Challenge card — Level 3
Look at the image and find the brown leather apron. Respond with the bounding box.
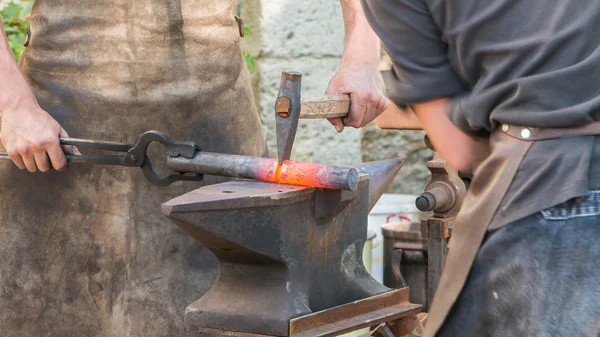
[423,123,600,337]
[0,1,266,337]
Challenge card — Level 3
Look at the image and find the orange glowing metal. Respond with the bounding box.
[167,152,359,191]
[255,160,358,190]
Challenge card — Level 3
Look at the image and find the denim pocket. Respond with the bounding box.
[541,190,600,220]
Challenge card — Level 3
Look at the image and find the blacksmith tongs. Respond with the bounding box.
[0,130,203,186]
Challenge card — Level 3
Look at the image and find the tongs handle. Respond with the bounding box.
[59,137,134,152]
[0,138,133,164]
[59,137,136,166]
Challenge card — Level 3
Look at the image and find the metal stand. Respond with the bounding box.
[415,137,467,311]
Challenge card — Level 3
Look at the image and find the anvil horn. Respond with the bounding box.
[355,158,405,212]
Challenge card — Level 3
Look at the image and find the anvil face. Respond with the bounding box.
[161,160,405,336]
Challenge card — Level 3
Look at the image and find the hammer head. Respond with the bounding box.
[275,71,303,164]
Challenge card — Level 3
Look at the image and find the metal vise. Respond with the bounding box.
[162,158,421,337]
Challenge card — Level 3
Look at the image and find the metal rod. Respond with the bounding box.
[167,152,359,191]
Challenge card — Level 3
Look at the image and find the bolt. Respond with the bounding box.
[416,193,435,212]
[276,97,291,118]
[130,154,138,162]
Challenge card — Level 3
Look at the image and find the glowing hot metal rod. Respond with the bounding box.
[167,152,359,191]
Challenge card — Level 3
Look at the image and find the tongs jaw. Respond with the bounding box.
[127,131,203,186]
[64,130,203,186]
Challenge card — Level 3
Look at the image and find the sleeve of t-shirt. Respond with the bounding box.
[362,0,467,106]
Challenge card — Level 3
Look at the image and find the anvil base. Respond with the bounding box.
[197,288,421,337]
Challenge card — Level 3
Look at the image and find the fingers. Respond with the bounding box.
[0,133,24,169]
[1,105,73,172]
[327,117,345,133]
[59,127,81,156]
[362,94,387,128]
[47,141,68,171]
[5,148,26,170]
[34,150,51,172]
[2,132,70,172]
[343,93,368,128]
[18,142,37,172]
[343,92,389,129]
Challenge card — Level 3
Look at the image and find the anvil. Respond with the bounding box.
[162,158,421,337]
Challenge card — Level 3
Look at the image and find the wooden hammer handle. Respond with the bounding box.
[299,94,424,131]
[300,94,350,119]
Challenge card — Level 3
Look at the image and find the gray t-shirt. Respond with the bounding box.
[363,0,600,229]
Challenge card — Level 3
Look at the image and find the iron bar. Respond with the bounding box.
[167,152,359,191]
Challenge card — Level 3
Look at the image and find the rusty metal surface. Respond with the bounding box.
[391,250,408,289]
[276,97,292,118]
[415,142,465,312]
[162,181,313,213]
[162,158,408,336]
[289,288,421,337]
[167,152,359,190]
[197,327,278,337]
[382,223,428,307]
[422,218,451,312]
[355,158,406,213]
[275,71,303,163]
[387,313,424,336]
[416,152,466,218]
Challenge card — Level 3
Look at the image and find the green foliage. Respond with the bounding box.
[242,26,256,75]
[1,1,33,60]
[243,26,252,38]
[243,50,256,75]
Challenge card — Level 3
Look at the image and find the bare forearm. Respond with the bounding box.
[412,98,490,174]
[0,18,36,117]
[339,0,380,67]
[325,0,388,132]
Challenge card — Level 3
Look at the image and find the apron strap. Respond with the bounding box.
[501,121,600,140]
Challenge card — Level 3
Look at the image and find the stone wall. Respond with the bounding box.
[238,0,431,195]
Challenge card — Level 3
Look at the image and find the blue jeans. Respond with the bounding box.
[437,191,600,337]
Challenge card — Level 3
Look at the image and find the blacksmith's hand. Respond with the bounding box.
[0,97,80,173]
[326,65,388,133]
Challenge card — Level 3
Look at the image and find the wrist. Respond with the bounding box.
[340,11,381,69]
[340,51,380,69]
[340,40,380,69]
[0,72,37,117]
[0,86,38,118]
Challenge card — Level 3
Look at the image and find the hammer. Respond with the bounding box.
[274,71,350,164]
[274,71,424,164]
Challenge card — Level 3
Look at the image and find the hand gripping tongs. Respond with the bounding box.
[0,130,203,186]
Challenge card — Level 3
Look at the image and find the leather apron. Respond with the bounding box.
[423,123,600,337]
[0,1,266,337]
